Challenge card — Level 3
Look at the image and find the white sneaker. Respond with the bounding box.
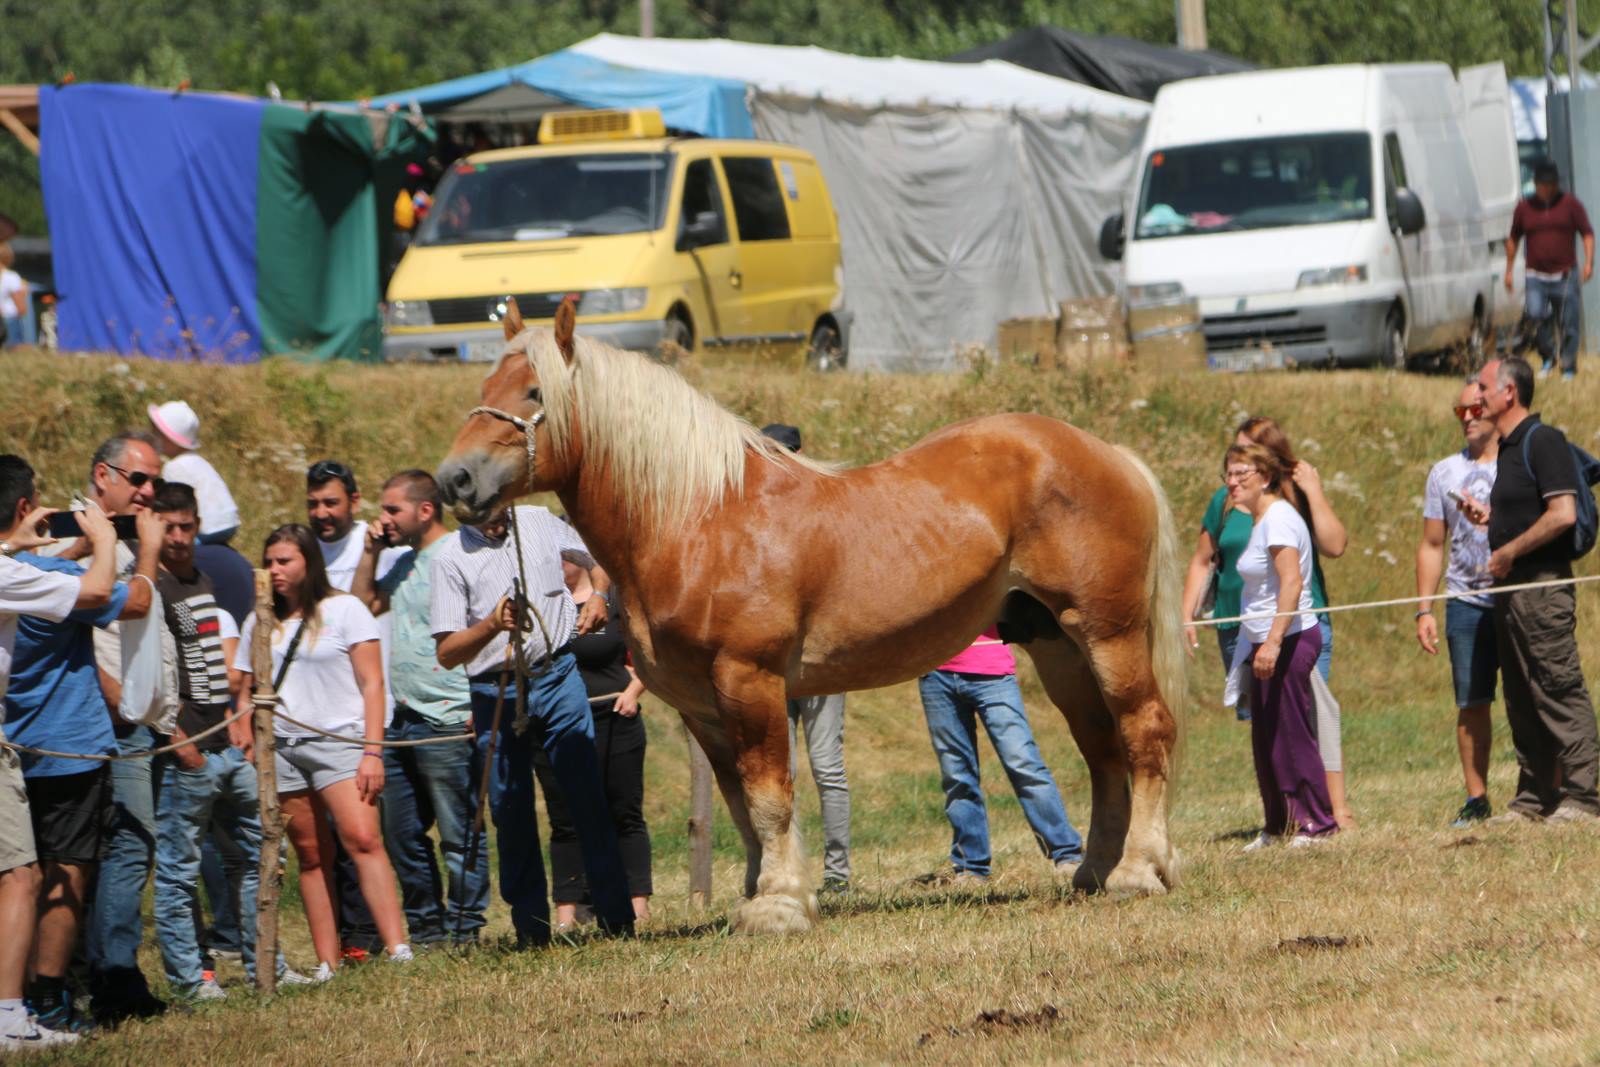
[0,1016,80,1049]
[1288,833,1333,848]
[277,967,314,986]
[311,961,336,983]
[1052,859,1081,880]
[1241,831,1273,853]
[386,944,414,964]
[194,975,228,1001]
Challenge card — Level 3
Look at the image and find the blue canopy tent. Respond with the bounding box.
[367,51,753,138]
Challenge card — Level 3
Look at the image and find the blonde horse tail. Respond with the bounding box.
[1116,447,1187,805]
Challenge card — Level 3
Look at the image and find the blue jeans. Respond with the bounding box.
[917,671,1083,876]
[153,747,261,992]
[197,828,243,954]
[380,707,487,943]
[467,653,631,942]
[89,725,162,984]
[1316,615,1333,682]
[1218,628,1250,721]
[1527,272,1582,374]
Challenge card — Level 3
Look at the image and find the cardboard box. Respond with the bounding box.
[1052,297,1128,369]
[996,316,1059,367]
[1132,323,1207,373]
[1127,298,1200,340]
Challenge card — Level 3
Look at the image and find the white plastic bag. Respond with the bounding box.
[117,577,178,733]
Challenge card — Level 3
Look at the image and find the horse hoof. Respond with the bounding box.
[1102,858,1174,898]
[730,892,817,935]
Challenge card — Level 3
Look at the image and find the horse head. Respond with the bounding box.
[437,295,579,524]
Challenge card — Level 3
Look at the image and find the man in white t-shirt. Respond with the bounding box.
[1416,383,1501,828]
[0,463,118,1052]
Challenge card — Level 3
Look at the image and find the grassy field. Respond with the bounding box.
[11,349,1600,1064]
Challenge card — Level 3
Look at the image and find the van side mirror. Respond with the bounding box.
[1098,213,1125,261]
[1393,188,1425,236]
[677,211,723,251]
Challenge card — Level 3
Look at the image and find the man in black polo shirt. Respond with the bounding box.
[1469,357,1600,822]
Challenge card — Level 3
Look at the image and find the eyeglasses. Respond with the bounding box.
[106,464,159,488]
[1453,403,1485,420]
[1223,467,1259,484]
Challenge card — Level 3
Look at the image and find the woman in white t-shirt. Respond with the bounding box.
[235,525,410,975]
[1226,443,1339,849]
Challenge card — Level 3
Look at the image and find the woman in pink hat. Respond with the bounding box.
[149,401,240,545]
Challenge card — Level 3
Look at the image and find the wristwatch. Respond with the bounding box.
[0,541,13,557]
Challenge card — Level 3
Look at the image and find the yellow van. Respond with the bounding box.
[383,109,849,369]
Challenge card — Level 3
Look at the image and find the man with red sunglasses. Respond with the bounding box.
[1415,383,1500,827]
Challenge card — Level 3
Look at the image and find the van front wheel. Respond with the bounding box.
[806,320,845,372]
[662,312,693,355]
[1381,310,1407,370]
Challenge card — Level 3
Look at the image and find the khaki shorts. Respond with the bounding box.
[0,731,38,873]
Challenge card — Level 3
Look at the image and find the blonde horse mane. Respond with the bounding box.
[513,329,837,527]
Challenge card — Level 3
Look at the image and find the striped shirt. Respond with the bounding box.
[429,506,585,678]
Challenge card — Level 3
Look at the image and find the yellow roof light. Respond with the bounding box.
[538,107,667,143]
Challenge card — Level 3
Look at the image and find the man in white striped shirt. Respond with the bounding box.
[430,504,633,943]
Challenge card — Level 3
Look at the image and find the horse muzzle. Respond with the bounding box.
[437,451,516,524]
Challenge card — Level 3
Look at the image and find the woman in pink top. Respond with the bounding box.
[915,628,1083,883]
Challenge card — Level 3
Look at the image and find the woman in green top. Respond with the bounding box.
[1183,417,1352,825]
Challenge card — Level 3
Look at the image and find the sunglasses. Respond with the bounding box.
[1453,404,1485,420]
[106,463,160,489]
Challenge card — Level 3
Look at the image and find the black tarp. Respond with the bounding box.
[947,26,1255,103]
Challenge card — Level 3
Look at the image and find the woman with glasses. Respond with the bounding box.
[233,525,411,979]
[1224,444,1339,850]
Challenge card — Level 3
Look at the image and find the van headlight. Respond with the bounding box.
[578,288,648,315]
[1128,281,1186,306]
[384,300,433,328]
[1297,265,1369,288]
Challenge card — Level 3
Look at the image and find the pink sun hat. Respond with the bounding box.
[148,400,201,451]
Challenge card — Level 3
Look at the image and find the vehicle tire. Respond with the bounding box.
[661,312,692,355]
[1465,304,1488,366]
[1381,309,1406,370]
[806,319,845,372]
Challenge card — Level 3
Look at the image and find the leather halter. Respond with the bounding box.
[467,402,543,483]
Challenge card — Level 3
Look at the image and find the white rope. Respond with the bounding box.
[1193,572,1600,629]
[0,703,254,762]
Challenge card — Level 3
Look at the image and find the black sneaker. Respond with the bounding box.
[1452,795,1491,828]
[30,991,96,1036]
[819,878,851,896]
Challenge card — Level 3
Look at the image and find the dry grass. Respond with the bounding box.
[10,350,1600,1064]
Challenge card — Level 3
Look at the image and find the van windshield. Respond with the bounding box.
[418,153,673,245]
[1133,133,1373,240]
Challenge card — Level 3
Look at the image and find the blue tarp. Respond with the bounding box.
[39,84,264,360]
[368,51,754,139]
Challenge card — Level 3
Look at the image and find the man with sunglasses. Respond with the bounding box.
[58,432,176,1022]
[1415,385,1500,827]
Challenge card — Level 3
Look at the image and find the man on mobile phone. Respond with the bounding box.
[0,454,155,1037]
[0,457,117,1052]
[1414,383,1501,828]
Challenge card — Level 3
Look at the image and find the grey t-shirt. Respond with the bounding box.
[1423,449,1498,607]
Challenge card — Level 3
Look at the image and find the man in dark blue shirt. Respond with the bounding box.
[1472,357,1600,823]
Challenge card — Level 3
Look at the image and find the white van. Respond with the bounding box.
[1099,63,1521,370]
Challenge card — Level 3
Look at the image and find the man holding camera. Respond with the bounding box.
[350,470,486,947]
[0,456,118,1051]
[1,454,160,1033]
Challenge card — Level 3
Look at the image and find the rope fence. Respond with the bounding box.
[0,691,629,761]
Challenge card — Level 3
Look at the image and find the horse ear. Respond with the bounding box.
[502,296,524,342]
[554,294,578,363]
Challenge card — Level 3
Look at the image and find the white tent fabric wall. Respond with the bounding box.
[570,33,1150,372]
[750,95,1145,370]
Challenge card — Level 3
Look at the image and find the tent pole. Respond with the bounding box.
[1176,0,1207,51]
[0,109,39,156]
[641,0,655,38]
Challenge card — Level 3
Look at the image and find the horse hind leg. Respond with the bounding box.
[681,713,763,898]
[1078,629,1179,896]
[1019,634,1132,893]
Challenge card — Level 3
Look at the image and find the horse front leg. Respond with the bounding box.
[713,658,817,935]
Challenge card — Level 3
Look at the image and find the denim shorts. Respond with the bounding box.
[1445,598,1498,708]
[274,735,364,794]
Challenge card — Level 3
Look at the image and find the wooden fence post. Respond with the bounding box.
[687,731,713,911]
[252,569,282,995]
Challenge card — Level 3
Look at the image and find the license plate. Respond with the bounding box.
[458,339,506,363]
[1208,347,1287,373]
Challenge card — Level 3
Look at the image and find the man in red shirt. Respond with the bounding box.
[1506,160,1595,379]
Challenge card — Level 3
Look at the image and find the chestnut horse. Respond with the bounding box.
[437,301,1186,934]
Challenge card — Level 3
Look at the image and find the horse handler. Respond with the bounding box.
[430,504,633,945]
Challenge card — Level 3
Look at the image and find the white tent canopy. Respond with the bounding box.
[571,35,1150,371]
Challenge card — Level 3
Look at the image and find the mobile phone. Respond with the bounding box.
[46,512,139,540]
[1445,489,1468,507]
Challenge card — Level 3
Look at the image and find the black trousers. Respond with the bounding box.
[533,712,652,902]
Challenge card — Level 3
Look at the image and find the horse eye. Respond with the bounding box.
[527,387,542,404]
